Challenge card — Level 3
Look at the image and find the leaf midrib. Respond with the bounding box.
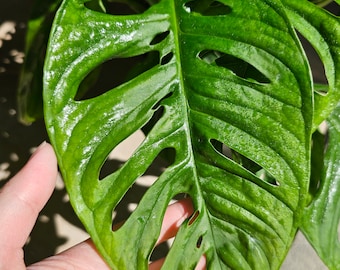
[169,1,224,268]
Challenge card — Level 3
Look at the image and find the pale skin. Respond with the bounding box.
[0,142,206,269]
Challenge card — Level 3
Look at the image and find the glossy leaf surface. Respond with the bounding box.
[283,0,340,129]
[43,0,315,269]
[302,105,340,270]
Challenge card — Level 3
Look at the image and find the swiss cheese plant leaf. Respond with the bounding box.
[283,0,340,130]
[301,104,340,270]
[43,0,314,269]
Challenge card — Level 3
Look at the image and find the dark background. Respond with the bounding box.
[0,0,87,264]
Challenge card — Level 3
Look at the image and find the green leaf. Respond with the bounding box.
[44,0,314,269]
[282,0,340,130]
[301,104,340,270]
[17,0,62,124]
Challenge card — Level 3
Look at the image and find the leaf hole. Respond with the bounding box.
[196,235,203,248]
[75,51,160,101]
[84,0,158,15]
[296,32,328,90]
[149,241,170,263]
[309,128,328,198]
[141,106,166,139]
[84,0,107,13]
[150,31,170,45]
[143,147,176,178]
[152,92,173,110]
[111,147,176,226]
[324,1,340,16]
[100,129,145,180]
[104,1,143,15]
[210,139,279,186]
[142,92,174,137]
[188,210,200,226]
[160,52,174,65]
[184,0,232,16]
[198,50,270,84]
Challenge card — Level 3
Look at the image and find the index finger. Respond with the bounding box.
[157,198,194,244]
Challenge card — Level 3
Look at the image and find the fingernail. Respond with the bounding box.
[29,141,47,160]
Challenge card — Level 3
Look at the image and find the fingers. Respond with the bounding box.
[195,256,207,270]
[112,198,194,235]
[157,197,194,244]
[0,142,58,263]
[149,258,165,270]
[0,141,203,270]
[150,256,206,270]
[29,198,197,270]
[27,239,111,270]
[151,198,206,270]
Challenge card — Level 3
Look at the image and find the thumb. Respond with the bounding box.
[0,142,58,266]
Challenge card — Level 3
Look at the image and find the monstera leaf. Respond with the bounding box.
[282,0,340,130]
[43,0,340,269]
[301,104,340,270]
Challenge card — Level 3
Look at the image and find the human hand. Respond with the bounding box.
[0,142,205,269]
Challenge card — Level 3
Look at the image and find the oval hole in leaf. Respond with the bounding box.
[296,32,328,91]
[111,147,176,226]
[100,129,145,180]
[76,51,160,101]
[210,139,279,186]
[198,50,270,84]
[196,235,203,248]
[84,0,106,13]
[142,92,174,137]
[142,147,176,180]
[184,0,232,16]
[161,52,174,65]
[309,129,327,198]
[325,1,340,15]
[188,210,200,226]
[152,92,173,111]
[150,241,170,263]
[150,31,170,45]
[104,1,149,15]
[84,0,159,15]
